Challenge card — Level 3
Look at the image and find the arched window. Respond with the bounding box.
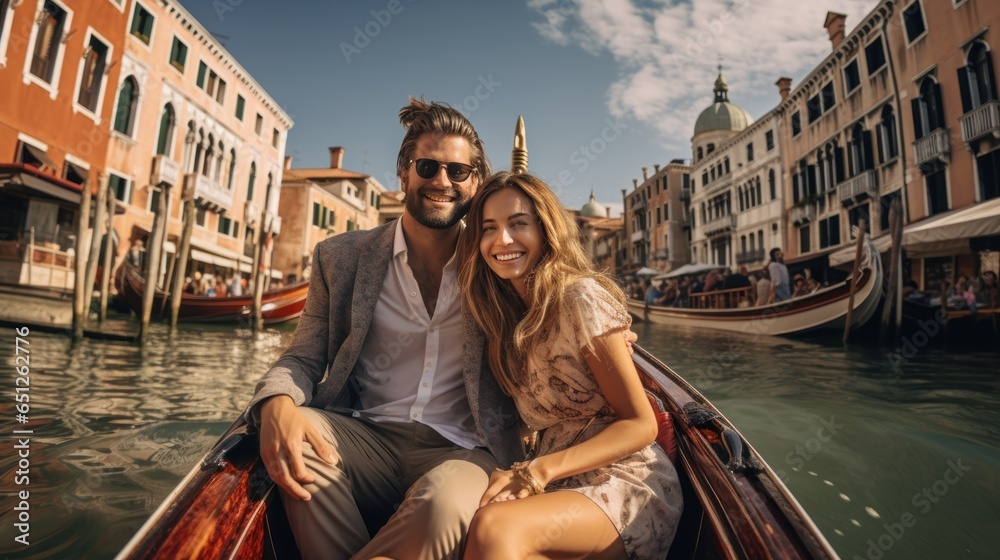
[912,77,945,139]
[696,147,703,161]
[737,186,744,211]
[193,129,205,175]
[755,177,762,206]
[741,235,747,253]
[113,77,139,136]
[227,149,237,190]
[214,140,224,181]
[769,169,776,200]
[848,122,873,176]
[156,104,175,156]
[203,134,215,177]
[877,104,899,162]
[247,162,257,201]
[724,157,730,174]
[960,42,997,112]
[182,121,196,171]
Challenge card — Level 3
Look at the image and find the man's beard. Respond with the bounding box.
[404,189,472,230]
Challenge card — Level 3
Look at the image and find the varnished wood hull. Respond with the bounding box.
[115,348,840,560]
[117,263,308,325]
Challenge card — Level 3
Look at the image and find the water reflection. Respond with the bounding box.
[0,320,286,559]
[636,323,1000,559]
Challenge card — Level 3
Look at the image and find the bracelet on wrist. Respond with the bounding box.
[511,460,545,495]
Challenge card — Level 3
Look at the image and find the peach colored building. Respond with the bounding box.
[104,0,292,286]
[621,160,691,275]
[0,0,127,289]
[776,0,1000,290]
[775,7,906,281]
[272,147,386,282]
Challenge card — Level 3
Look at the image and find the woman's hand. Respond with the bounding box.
[479,468,541,507]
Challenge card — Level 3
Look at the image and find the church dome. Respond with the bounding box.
[580,191,606,218]
[693,67,753,136]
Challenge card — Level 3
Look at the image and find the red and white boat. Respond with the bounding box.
[117,262,308,325]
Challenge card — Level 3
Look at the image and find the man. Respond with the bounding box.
[767,247,791,304]
[720,266,751,291]
[246,98,522,559]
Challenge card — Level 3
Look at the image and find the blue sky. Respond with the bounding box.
[182,0,879,212]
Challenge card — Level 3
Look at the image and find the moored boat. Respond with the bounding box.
[117,262,308,325]
[628,235,883,336]
[114,345,840,560]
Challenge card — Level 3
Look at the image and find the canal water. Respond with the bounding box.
[0,317,997,559]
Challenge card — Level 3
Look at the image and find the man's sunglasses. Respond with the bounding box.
[410,158,476,182]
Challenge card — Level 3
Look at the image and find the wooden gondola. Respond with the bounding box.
[114,345,840,560]
[117,262,308,325]
[628,236,883,336]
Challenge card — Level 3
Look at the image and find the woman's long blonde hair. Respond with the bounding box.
[458,172,626,396]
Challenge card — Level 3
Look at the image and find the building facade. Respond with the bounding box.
[104,0,292,288]
[576,191,624,276]
[0,0,128,289]
[621,160,691,275]
[776,0,1000,289]
[273,147,386,281]
[689,70,783,272]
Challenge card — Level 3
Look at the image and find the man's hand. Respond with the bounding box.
[259,395,336,501]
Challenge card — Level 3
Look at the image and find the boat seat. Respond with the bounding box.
[646,392,678,464]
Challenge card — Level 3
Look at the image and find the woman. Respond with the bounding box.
[458,173,682,559]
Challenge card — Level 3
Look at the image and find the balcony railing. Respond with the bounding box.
[959,99,1000,145]
[790,203,816,226]
[912,127,951,168]
[680,187,690,201]
[736,248,766,264]
[630,229,648,243]
[704,176,733,195]
[838,169,878,205]
[703,214,735,235]
[185,173,233,213]
[151,155,180,186]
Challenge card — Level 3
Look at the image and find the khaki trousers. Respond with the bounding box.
[281,407,499,560]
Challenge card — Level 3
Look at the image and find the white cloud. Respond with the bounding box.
[529,0,881,151]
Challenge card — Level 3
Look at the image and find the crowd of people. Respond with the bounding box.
[181,271,247,297]
[938,270,999,312]
[627,249,826,309]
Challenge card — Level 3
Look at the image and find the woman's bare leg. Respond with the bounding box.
[463,491,626,560]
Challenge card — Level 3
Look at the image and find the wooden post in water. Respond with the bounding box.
[98,183,116,321]
[843,219,866,344]
[169,180,196,328]
[73,180,93,339]
[880,197,902,342]
[82,173,108,328]
[251,176,274,332]
[140,184,170,342]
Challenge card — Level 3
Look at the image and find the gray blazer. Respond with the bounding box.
[245,221,524,468]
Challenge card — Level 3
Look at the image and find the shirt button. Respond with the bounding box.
[411,413,419,419]
[410,291,417,297]
[422,382,429,388]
